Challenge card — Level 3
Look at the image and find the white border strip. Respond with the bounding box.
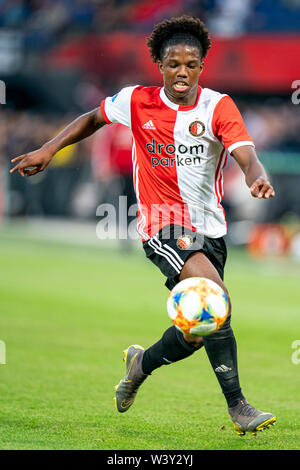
[228,140,255,154]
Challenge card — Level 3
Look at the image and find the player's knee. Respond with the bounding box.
[222,284,232,317]
[183,333,203,349]
[214,279,232,319]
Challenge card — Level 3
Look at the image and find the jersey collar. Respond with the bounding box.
[160,86,202,111]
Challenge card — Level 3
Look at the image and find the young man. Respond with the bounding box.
[10,16,276,436]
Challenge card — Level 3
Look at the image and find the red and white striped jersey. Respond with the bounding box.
[100,85,254,241]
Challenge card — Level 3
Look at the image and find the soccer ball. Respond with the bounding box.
[167,277,229,336]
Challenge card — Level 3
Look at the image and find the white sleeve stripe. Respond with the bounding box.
[103,99,113,124]
[228,141,255,154]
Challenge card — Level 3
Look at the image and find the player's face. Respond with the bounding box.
[158,44,204,106]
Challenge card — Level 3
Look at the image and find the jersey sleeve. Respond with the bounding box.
[212,95,255,154]
[100,85,138,128]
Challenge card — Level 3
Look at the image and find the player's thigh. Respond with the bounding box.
[179,251,231,313]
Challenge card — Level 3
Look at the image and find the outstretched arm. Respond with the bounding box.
[10,107,106,177]
[231,145,275,199]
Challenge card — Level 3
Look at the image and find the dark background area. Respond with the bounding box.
[1,0,300,251]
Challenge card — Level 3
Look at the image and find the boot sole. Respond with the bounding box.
[234,416,276,436]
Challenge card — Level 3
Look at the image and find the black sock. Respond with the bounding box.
[203,316,244,408]
[142,325,200,375]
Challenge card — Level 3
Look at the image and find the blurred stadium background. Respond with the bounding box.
[0,0,300,451]
[0,0,300,254]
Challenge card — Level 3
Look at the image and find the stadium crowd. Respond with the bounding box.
[2,98,300,221]
[1,0,299,229]
[0,0,213,49]
[2,99,300,162]
[0,0,299,46]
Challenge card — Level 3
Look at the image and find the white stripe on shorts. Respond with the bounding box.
[149,238,182,273]
[152,236,185,268]
[160,241,185,267]
[152,236,185,270]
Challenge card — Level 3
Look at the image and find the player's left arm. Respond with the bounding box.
[212,95,275,200]
[231,145,275,199]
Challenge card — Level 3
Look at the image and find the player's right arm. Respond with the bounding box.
[10,107,106,177]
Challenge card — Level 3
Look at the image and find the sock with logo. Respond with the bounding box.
[202,316,244,407]
[141,325,202,375]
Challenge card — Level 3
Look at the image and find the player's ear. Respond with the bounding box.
[199,60,204,75]
[157,60,164,75]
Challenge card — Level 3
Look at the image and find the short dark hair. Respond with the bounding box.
[147,15,211,63]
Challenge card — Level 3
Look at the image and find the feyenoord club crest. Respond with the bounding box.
[189,120,205,137]
[176,234,194,250]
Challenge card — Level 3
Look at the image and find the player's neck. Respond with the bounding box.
[163,85,199,107]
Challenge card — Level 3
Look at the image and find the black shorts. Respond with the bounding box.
[143,225,227,290]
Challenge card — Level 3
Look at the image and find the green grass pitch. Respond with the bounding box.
[0,232,299,450]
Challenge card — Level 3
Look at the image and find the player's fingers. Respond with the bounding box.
[10,159,29,174]
[9,164,20,174]
[16,161,34,177]
[250,177,265,194]
[18,166,25,177]
[10,157,37,176]
[23,167,40,176]
[257,181,272,198]
[11,154,26,164]
[262,186,275,199]
[250,183,260,197]
[10,161,28,176]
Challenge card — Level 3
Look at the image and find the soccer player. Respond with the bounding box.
[10,16,276,436]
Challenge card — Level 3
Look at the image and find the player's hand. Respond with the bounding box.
[250,177,275,199]
[10,147,54,177]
